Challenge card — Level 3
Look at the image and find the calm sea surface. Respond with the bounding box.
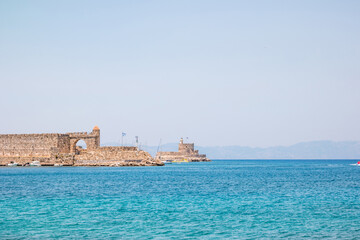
[1,160,360,239]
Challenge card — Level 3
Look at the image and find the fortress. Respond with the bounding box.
[156,138,210,162]
[0,126,162,166]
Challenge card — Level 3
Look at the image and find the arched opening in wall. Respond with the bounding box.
[75,139,87,155]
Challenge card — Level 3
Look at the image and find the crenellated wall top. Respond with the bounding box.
[0,133,67,137]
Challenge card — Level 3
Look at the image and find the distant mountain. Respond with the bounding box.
[102,141,360,159]
[195,141,360,159]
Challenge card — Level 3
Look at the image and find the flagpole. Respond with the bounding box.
[121,132,126,146]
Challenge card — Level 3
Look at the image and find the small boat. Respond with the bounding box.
[350,161,360,166]
[161,160,172,164]
[29,161,41,167]
[54,163,63,167]
[172,158,189,163]
[7,162,18,167]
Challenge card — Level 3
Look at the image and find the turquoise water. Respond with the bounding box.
[1,160,360,239]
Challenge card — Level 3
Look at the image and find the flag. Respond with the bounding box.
[122,132,126,137]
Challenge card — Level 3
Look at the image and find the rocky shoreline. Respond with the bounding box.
[0,127,210,167]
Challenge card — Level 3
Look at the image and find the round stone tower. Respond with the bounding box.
[92,125,100,148]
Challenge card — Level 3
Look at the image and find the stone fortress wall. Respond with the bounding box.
[0,126,162,167]
[156,138,210,162]
[0,134,70,157]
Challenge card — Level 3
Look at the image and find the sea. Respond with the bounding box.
[1,160,360,239]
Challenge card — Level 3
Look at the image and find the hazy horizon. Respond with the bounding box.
[1,0,359,147]
[99,140,360,159]
[103,139,360,148]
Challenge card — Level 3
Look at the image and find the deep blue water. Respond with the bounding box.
[1,160,360,239]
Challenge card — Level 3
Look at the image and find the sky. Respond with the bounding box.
[0,0,359,147]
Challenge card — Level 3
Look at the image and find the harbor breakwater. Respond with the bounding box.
[0,126,163,167]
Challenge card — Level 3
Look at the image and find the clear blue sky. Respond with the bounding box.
[1,0,359,147]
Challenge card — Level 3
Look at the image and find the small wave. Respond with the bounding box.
[327,164,341,167]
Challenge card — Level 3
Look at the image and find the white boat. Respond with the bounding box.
[54,163,63,167]
[161,160,173,164]
[7,162,18,167]
[350,161,360,166]
[29,161,41,166]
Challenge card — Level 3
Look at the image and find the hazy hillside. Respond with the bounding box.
[195,141,360,159]
[103,141,360,159]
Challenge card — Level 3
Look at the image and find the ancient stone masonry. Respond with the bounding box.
[0,126,163,167]
[155,138,211,162]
